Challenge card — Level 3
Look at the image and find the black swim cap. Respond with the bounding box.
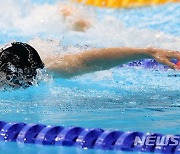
[0,42,44,87]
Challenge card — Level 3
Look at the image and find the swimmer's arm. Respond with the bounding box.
[44,47,180,78]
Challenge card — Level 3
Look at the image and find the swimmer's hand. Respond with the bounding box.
[43,47,180,78]
[150,48,180,69]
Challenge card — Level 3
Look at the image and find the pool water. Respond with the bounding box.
[0,0,180,153]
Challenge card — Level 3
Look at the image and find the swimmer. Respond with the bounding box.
[0,42,180,87]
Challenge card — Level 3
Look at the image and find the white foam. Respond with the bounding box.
[0,1,179,50]
[0,0,180,82]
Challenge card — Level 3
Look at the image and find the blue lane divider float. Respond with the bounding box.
[0,121,180,153]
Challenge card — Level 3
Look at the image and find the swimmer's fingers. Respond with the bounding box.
[167,51,180,61]
[153,50,180,69]
[155,56,177,69]
[163,59,177,69]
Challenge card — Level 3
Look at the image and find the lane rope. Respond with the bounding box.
[0,121,180,153]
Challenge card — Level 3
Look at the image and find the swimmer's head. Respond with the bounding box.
[0,42,44,87]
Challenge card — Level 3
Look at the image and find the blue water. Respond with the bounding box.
[0,0,180,153]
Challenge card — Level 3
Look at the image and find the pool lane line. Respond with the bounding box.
[0,121,180,153]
